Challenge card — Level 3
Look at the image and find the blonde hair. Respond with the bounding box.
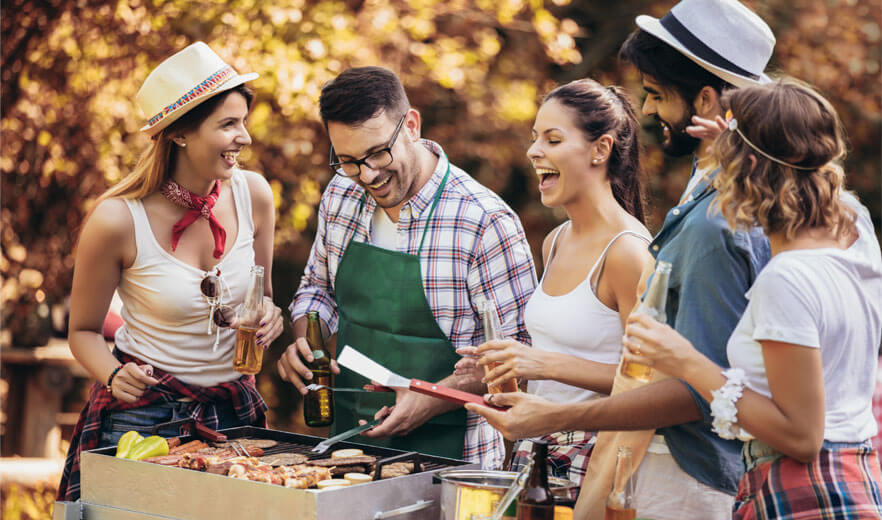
[713,79,854,241]
[96,131,176,204]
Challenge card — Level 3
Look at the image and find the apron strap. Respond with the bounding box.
[417,159,450,254]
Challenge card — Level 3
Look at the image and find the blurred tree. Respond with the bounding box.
[1,0,879,431]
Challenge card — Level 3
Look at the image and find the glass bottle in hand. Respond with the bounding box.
[480,299,518,393]
[303,311,334,427]
[516,440,555,520]
[621,260,671,382]
[233,265,264,374]
[605,446,636,520]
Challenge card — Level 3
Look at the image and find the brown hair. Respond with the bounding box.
[96,84,254,204]
[544,79,646,223]
[713,79,854,240]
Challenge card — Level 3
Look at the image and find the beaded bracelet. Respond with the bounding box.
[106,364,124,393]
[710,368,754,441]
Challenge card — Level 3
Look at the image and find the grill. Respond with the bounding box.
[73,425,479,520]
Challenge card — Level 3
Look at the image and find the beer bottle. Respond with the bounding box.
[233,265,264,374]
[620,260,671,382]
[604,447,636,520]
[479,299,518,394]
[516,440,555,520]
[303,311,334,427]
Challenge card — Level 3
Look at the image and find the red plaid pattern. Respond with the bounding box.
[291,140,537,467]
[734,442,882,519]
[509,430,595,497]
[57,351,267,501]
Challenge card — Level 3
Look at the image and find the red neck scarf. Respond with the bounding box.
[160,179,227,259]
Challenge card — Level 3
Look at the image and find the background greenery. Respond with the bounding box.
[2,0,880,438]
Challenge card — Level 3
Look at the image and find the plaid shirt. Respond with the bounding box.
[290,140,537,468]
[58,350,267,501]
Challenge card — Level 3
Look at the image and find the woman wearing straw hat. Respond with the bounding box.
[57,42,282,501]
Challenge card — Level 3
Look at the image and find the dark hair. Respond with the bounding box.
[545,79,645,222]
[713,79,852,240]
[319,66,409,125]
[619,29,732,104]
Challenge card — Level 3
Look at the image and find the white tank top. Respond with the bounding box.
[114,170,256,387]
[525,224,650,403]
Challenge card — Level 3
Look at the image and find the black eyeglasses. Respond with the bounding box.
[201,269,234,330]
[328,114,406,177]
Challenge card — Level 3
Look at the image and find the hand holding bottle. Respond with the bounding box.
[622,313,703,380]
[278,314,340,395]
[477,339,546,390]
[621,261,671,382]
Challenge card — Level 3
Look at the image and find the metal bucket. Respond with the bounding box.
[435,469,577,520]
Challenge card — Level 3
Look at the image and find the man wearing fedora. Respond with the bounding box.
[611,0,773,516]
[464,0,775,517]
[279,66,536,468]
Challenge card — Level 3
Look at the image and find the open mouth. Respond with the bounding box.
[368,176,391,190]
[535,167,560,190]
[221,150,239,167]
[657,120,672,143]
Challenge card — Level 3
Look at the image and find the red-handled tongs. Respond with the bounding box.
[336,345,507,411]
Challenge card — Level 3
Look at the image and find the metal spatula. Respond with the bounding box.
[337,345,506,410]
[311,416,385,454]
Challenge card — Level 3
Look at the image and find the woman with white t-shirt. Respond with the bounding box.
[456,79,654,487]
[623,80,882,518]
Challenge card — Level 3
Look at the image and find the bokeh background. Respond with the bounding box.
[1,0,880,516]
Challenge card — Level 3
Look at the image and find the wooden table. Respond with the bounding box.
[1,338,91,457]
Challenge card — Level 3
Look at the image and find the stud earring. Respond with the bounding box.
[592,158,599,164]
[179,142,187,148]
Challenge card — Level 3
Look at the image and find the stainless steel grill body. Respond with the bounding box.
[78,426,479,520]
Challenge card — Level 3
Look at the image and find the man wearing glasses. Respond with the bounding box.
[280,66,537,468]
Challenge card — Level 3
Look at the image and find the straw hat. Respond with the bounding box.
[636,0,775,88]
[136,42,258,136]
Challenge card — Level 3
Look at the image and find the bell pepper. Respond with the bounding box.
[126,435,170,461]
[115,430,144,459]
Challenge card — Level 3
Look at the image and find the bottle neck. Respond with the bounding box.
[528,443,549,489]
[306,316,324,352]
[244,271,264,308]
[641,269,669,312]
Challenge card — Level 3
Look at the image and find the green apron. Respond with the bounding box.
[333,163,466,460]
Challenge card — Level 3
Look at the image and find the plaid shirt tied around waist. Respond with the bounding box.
[57,350,267,501]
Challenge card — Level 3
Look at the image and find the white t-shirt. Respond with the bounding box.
[726,193,882,442]
[370,206,398,250]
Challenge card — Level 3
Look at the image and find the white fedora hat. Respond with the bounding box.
[136,42,258,136]
[636,0,775,88]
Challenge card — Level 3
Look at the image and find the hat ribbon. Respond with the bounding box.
[161,179,227,259]
[660,13,761,81]
[146,66,235,128]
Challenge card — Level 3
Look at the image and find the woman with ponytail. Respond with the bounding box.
[456,79,654,487]
[58,42,283,501]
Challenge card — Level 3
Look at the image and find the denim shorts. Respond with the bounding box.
[98,400,242,448]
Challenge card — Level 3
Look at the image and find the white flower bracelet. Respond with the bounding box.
[710,368,754,441]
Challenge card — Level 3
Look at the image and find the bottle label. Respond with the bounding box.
[312,350,325,360]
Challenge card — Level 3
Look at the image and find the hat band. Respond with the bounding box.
[146,65,236,128]
[660,13,760,82]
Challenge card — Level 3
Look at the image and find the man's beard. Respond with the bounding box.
[658,111,701,157]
